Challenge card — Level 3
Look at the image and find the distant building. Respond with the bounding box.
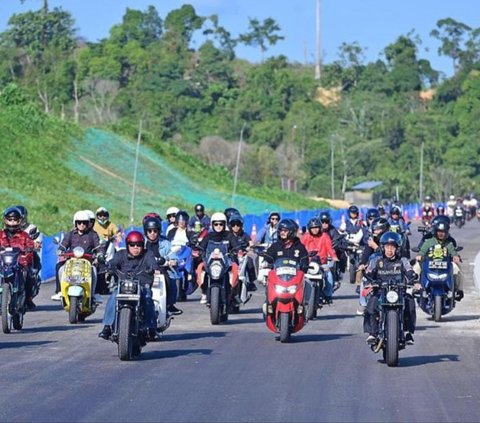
[344,181,383,207]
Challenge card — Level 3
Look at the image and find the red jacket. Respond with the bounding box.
[301,232,337,264]
[0,230,34,267]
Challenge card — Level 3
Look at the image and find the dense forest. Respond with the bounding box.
[1,3,479,203]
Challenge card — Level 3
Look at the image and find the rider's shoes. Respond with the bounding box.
[356,306,366,316]
[334,282,341,291]
[167,305,183,315]
[51,292,62,301]
[247,282,257,292]
[98,325,112,340]
[366,335,377,345]
[455,290,464,302]
[200,294,207,304]
[25,297,36,311]
[147,328,160,341]
[405,332,415,345]
[355,285,360,295]
[93,294,103,304]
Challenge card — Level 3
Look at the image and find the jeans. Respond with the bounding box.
[102,285,156,330]
[323,267,334,298]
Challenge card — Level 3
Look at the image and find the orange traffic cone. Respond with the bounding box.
[251,223,257,243]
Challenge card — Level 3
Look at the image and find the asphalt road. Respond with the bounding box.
[1,222,480,423]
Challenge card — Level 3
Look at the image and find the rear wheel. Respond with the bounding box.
[385,310,399,367]
[118,307,133,361]
[279,312,290,343]
[306,284,316,321]
[210,286,221,325]
[68,296,79,324]
[433,295,442,322]
[1,284,11,334]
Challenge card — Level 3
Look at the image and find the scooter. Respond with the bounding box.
[167,242,194,302]
[230,249,252,313]
[304,257,325,321]
[151,271,172,333]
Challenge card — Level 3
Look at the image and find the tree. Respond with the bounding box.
[239,18,284,62]
[164,4,204,44]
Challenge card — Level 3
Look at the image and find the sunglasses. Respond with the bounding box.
[213,222,225,227]
[270,217,279,221]
[146,228,159,233]
[5,217,20,221]
[128,242,143,247]
[76,220,89,225]
[97,213,108,217]
[231,223,241,227]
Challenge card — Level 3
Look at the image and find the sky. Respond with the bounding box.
[0,0,477,78]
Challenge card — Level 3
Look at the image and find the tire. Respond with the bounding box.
[385,310,399,367]
[349,265,356,284]
[12,312,23,330]
[68,296,79,324]
[176,279,187,302]
[118,307,133,361]
[210,286,221,325]
[1,284,11,334]
[279,312,290,343]
[433,295,442,322]
[306,284,316,321]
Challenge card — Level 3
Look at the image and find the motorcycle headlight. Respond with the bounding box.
[210,263,222,279]
[73,247,85,258]
[386,290,399,304]
[120,280,138,294]
[275,284,297,294]
[308,262,320,275]
[2,255,14,265]
[428,272,448,281]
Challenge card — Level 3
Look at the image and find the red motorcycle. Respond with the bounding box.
[261,252,314,342]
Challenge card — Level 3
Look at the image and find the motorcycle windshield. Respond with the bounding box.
[1,247,21,266]
[206,241,230,266]
[273,258,299,281]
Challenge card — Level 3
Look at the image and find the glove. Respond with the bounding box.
[96,254,106,264]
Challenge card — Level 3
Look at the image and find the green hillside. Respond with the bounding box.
[0,89,325,235]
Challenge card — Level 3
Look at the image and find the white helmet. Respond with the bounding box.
[73,210,90,225]
[84,210,95,220]
[166,207,179,217]
[211,212,227,224]
[449,195,455,200]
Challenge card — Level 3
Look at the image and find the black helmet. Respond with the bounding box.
[14,205,28,224]
[371,217,390,236]
[307,217,322,231]
[194,203,205,213]
[228,212,244,228]
[390,205,401,216]
[175,210,190,224]
[431,215,449,227]
[278,218,298,241]
[348,205,359,215]
[143,217,162,235]
[424,195,431,202]
[268,211,281,223]
[318,211,332,224]
[366,208,380,220]
[3,206,23,232]
[224,207,240,223]
[432,219,450,234]
[379,231,402,256]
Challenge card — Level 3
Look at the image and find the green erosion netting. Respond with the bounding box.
[67,129,281,221]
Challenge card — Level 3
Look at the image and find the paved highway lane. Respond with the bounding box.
[1,222,480,422]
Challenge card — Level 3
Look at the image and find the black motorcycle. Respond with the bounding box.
[304,257,325,321]
[0,247,27,333]
[453,208,465,228]
[370,277,409,367]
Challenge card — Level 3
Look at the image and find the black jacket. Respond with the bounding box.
[60,229,103,255]
[199,230,240,252]
[108,249,159,285]
[265,238,309,273]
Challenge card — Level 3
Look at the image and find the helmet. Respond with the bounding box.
[424,195,431,202]
[14,205,28,225]
[348,205,359,215]
[3,206,23,232]
[73,210,90,225]
[211,212,227,225]
[371,217,390,236]
[278,218,298,241]
[175,210,189,224]
[431,215,449,227]
[307,217,322,231]
[96,207,110,224]
[84,210,95,223]
[143,212,161,224]
[166,207,180,219]
[432,219,450,234]
[366,208,380,220]
[126,231,145,245]
[437,205,445,214]
[449,195,455,200]
[224,208,240,223]
[318,211,332,224]
[379,231,402,256]
[390,205,401,216]
[268,212,281,223]
[194,203,205,213]
[143,217,162,234]
[228,212,244,227]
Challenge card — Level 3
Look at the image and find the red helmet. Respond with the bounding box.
[143,212,161,224]
[126,231,145,245]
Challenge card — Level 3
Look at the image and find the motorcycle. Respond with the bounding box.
[368,277,409,367]
[111,269,150,361]
[230,249,253,313]
[58,246,98,324]
[196,241,239,325]
[345,232,364,284]
[261,251,315,342]
[167,242,194,302]
[254,243,271,286]
[151,270,171,334]
[415,244,462,322]
[453,208,465,228]
[0,247,28,333]
[304,256,325,321]
[421,209,434,227]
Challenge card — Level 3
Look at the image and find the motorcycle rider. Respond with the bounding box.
[143,217,182,315]
[319,211,348,282]
[198,212,241,304]
[378,204,388,218]
[84,210,96,231]
[301,217,338,302]
[414,219,464,301]
[339,205,368,245]
[453,198,466,225]
[52,210,104,303]
[365,208,380,229]
[228,212,258,292]
[168,210,197,247]
[0,206,35,310]
[256,212,281,245]
[165,206,180,238]
[421,196,435,226]
[387,205,411,258]
[188,203,211,233]
[363,231,418,345]
[98,231,159,341]
[446,195,456,220]
[436,204,446,216]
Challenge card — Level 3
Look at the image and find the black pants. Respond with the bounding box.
[363,293,416,335]
[246,256,257,283]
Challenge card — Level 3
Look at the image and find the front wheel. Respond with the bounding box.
[1,284,11,334]
[385,309,399,367]
[279,312,290,343]
[210,286,221,325]
[306,284,316,321]
[433,295,442,322]
[349,264,356,284]
[68,296,79,324]
[118,307,133,361]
